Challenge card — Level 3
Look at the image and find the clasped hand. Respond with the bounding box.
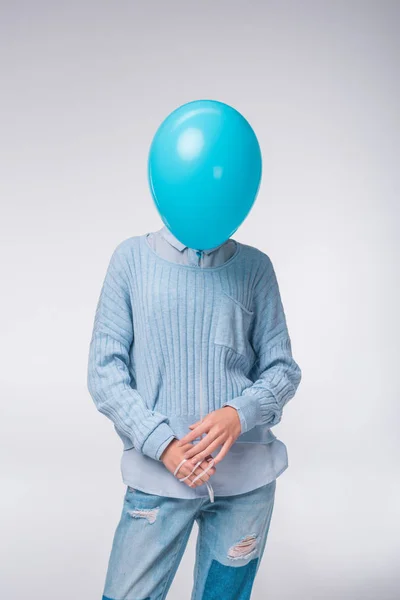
[160,406,241,489]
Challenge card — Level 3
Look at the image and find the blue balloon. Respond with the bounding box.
[148,99,262,250]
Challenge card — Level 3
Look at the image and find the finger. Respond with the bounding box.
[188,419,202,430]
[185,457,217,488]
[178,459,202,483]
[202,460,216,477]
[190,459,216,485]
[175,454,216,487]
[187,436,225,464]
[176,456,204,479]
[185,465,207,488]
[174,451,215,483]
[176,459,208,487]
[212,439,232,466]
[191,458,215,484]
[202,455,216,475]
[183,432,219,459]
[174,459,192,479]
[177,423,209,446]
[198,458,216,481]
[188,461,215,487]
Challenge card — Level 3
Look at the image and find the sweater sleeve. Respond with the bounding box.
[87,243,176,461]
[222,254,302,434]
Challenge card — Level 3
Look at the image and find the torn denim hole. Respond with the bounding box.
[227,533,258,560]
[127,507,160,524]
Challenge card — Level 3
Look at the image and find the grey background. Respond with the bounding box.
[1,1,399,598]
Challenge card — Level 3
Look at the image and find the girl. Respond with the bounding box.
[87,224,302,600]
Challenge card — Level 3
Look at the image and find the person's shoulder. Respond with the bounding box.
[112,234,143,258]
[236,240,274,271]
[106,235,145,277]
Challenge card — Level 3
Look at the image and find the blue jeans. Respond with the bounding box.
[102,479,277,600]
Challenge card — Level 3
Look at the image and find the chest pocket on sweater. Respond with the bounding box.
[214,291,254,357]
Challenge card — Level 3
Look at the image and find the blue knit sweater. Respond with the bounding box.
[87,233,302,462]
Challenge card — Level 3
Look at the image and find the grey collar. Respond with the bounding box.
[159,225,226,254]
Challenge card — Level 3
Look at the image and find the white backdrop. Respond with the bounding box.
[1,1,399,598]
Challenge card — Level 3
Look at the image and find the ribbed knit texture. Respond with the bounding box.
[87,234,302,461]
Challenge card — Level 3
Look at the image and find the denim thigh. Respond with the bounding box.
[191,480,277,600]
[102,487,201,600]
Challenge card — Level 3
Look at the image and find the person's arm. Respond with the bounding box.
[87,242,176,461]
[178,251,302,465]
[222,253,302,434]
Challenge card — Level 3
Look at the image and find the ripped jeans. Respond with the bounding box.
[102,479,276,600]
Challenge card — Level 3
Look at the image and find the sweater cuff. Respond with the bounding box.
[141,422,177,461]
[224,394,282,434]
[222,395,262,434]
